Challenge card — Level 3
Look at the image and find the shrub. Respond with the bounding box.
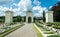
[46,22,53,26]
[53,26,60,29]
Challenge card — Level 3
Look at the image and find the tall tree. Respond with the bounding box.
[43,11,46,22]
[51,1,60,22]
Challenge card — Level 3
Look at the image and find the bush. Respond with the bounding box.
[46,22,53,26]
[53,26,60,29]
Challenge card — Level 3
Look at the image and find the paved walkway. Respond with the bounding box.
[5,23,37,37]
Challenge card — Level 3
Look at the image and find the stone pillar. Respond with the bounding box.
[5,11,13,24]
[31,16,33,22]
[46,11,53,22]
[26,16,28,23]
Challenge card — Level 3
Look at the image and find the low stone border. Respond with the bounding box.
[34,23,47,37]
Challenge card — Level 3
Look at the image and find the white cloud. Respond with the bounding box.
[0,0,48,16]
[0,0,13,2]
[0,6,22,16]
[49,6,52,9]
[0,11,5,16]
[18,0,32,11]
[33,0,41,5]
[33,6,41,10]
[0,0,13,5]
[33,5,48,17]
[0,6,9,11]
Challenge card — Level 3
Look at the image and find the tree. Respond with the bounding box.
[43,11,46,22]
[50,1,60,22]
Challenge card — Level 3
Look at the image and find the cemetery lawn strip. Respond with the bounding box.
[0,24,24,37]
[34,24,44,37]
[47,35,60,37]
[43,31,54,34]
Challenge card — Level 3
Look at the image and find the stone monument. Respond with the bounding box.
[5,10,13,24]
[46,11,53,22]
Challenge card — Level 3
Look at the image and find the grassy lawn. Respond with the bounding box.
[0,24,24,37]
[34,24,44,37]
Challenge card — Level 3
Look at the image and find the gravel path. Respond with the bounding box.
[5,23,37,37]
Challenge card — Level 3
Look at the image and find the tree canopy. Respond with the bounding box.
[51,1,60,22]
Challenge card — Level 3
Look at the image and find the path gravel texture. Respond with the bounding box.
[5,23,37,37]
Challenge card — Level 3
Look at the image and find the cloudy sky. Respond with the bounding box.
[0,0,59,17]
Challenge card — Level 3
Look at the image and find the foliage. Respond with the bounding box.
[0,16,5,22]
[46,22,53,26]
[53,25,60,29]
[13,16,22,22]
[43,11,46,22]
[50,1,60,22]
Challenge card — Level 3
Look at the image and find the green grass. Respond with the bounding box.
[47,35,60,37]
[41,29,50,31]
[43,31,54,34]
[0,24,24,37]
[34,24,44,37]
